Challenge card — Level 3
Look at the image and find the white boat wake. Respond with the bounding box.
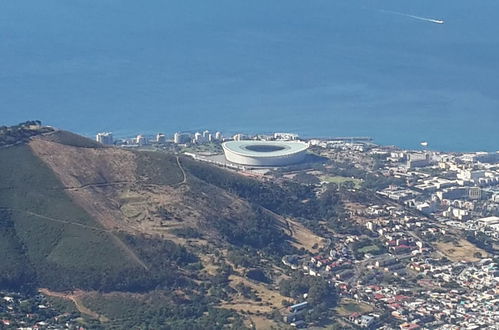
[380,9,444,24]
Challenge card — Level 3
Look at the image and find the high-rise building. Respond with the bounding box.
[173,132,181,144]
[215,131,222,140]
[156,133,166,143]
[173,132,191,144]
[194,132,203,143]
[233,133,248,141]
[96,132,114,145]
[136,135,147,146]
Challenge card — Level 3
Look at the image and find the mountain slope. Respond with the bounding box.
[0,130,297,294]
[0,126,334,328]
[28,135,264,241]
[0,144,149,291]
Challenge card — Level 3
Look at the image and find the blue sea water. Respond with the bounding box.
[1,0,498,151]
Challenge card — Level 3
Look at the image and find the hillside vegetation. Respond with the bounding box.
[182,157,345,231]
[0,145,152,292]
[0,121,54,147]
[0,125,335,328]
[38,130,105,148]
[0,128,293,294]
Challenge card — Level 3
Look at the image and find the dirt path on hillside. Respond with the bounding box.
[23,210,112,232]
[61,180,131,191]
[39,289,109,322]
[176,156,187,185]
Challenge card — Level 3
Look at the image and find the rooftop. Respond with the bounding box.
[222,140,309,158]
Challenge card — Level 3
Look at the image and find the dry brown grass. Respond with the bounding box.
[435,239,489,262]
[222,274,287,314]
[199,254,220,276]
[248,316,280,330]
[282,218,324,253]
[29,138,259,243]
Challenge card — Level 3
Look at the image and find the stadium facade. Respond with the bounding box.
[222,140,309,166]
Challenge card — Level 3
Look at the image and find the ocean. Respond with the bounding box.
[1,0,498,151]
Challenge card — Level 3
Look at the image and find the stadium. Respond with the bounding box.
[222,140,309,167]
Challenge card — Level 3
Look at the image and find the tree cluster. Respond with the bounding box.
[0,121,53,147]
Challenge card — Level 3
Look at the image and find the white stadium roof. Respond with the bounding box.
[222,140,309,166]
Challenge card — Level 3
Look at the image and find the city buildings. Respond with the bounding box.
[194,132,203,143]
[89,127,498,328]
[174,132,191,144]
[135,135,147,146]
[95,132,113,145]
[274,132,299,140]
[156,133,166,143]
[233,133,249,141]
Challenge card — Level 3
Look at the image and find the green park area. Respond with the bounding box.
[335,298,375,316]
[358,245,383,254]
[320,175,363,188]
